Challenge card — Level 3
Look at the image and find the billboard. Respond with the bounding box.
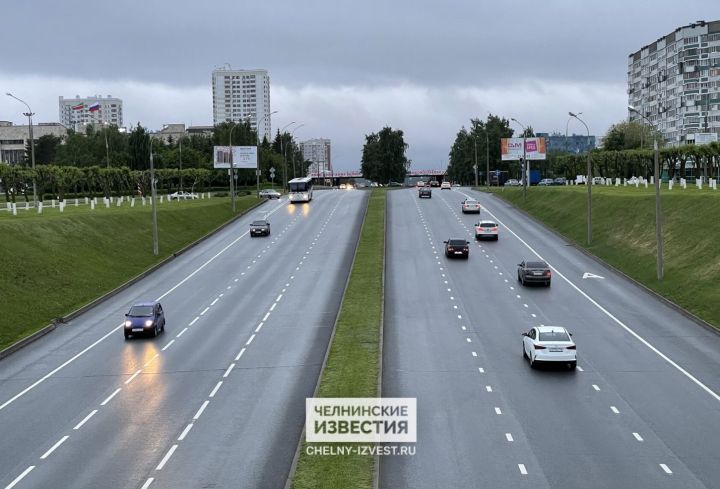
[501,137,546,161]
[213,146,258,169]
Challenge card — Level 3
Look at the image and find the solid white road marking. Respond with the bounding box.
[6,466,35,489]
[101,388,121,406]
[506,433,514,442]
[518,464,528,475]
[178,424,194,441]
[193,401,209,420]
[161,340,175,351]
[156,444,178,470]
[125,370,142,385]
[610,406,620,414]
[140,478,154,489]
[74,410,98,430]
[40,435,69,459]
[209,381,223,398]
[633,432,644,442]
[660,464,673,474]
[223,363,235,378]
[235,348,246,361]
[189,317,200,326]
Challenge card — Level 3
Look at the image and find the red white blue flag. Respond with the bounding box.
[88,102,101,112]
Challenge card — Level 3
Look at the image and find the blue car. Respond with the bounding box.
[124,301,166,339]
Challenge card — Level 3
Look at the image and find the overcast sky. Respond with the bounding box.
[1,0,718,170]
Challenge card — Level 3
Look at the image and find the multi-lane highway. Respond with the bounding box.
[381,187,720,489]
[0,189,368,489]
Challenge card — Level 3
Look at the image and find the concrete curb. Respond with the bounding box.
[0,198,267,361]
[477,189,720,337]
[373,190,387,489]
[284,190,372,489]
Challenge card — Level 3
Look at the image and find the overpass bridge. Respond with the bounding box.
[309,169,447,181]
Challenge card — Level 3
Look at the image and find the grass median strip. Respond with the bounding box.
[0,196,261,350]
[291,189,385,489]
[485,186,720,329]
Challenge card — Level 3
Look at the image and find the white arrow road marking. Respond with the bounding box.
[582,272,605,279]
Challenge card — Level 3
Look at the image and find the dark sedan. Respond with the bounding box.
[517,260,552,286]
[419,187,432,198]
[124,301,165,339]
[444,238,469,258]
[250,219,271,236]
[553,177,567,186]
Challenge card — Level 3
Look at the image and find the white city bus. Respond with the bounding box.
[288,177,314,203]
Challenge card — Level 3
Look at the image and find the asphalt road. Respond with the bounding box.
[381,187,720,489]
[0,189,368,489]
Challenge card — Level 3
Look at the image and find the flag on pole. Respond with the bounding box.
[88,102,101,112]
[71,103,84,110]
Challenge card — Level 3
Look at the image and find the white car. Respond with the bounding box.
[461,199,481,214]
[259,189,281,199]
[452,183,460,187]
[441,181,451,189]
[627,177,639,185]
[416,181,425,188]
[168,191,198,200]
[474,220,498,240]
[592,177,605,185]
[522,326,576,369]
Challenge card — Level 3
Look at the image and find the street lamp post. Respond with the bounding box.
[474,136,479,187]
[291,124,305,179]
[569,112,592,245]
[256,111,279,197]
[228,123,237,213]
[6,93,37,205]
[511,118,528,201]
[149,137,159,256]
[485,129,490,188]
[280,122,296,191]
[629,105,664,280]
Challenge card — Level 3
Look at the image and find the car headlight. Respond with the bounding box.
[145,319,153,327]
[124,320,132,327]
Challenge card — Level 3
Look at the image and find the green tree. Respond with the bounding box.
[128,124,150,170]
[361,127,409,183]
[603,120,663,151]
[29,134,62,165]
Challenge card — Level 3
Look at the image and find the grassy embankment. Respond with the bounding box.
[486,185,720,328]
[0,195,261,350]
[292,189,386,489]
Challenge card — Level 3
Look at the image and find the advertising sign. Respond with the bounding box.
[501,137,546,161]
[213,146,258,169]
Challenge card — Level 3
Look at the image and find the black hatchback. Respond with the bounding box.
[517,260,552,286]
[444,239,469,258]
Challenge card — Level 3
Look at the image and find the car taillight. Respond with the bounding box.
[448,247,454,251]
[566,345,576,350]
[534,344,546,349]
[491,227,498,231]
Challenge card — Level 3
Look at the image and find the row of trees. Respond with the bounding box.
[4,121,312,201]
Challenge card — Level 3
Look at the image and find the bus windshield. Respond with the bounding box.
[290,182,309,192]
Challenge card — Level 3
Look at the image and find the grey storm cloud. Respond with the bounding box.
[2,0,718,170]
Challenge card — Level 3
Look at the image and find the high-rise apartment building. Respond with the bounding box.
[212,67,272,142]
[301,138,332,177]
[627,20,720,145]
[59,95,123,130]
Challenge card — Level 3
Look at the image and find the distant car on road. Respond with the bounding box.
[522,326,576,369]
[419,187,432,198]
[538,178,554,186]
[430,180,440,187]
[504,179,521,187]
[592,177,605,185]
[444,238,469,258]
[474,220,499,240]
[416,181,425,188]
[461,199,481,214]
[388,181,403,187]
[168,191,198,200]
[452,183,460,187]
[517,260,552,286]
[339,184,347,189]
[259,189,281,199]
[250,219,271,237]
[553,177,567,186]
[627,176,639,185]
[441,181,451,189]
[124,301,165,339]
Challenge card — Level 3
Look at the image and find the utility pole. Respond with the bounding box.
[6,93,37,205]
[485,128,490,188]
[150,138,159,256]
[229,123,236,213]
[569,112,592,245]
[511,118,528,201]
[474,137,478,187]
[179,137,183,192]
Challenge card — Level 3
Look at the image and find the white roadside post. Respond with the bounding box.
[91,199,95,210]
[25,201,29,210]
[12,203,17,215]
[37,202,42,214]
[51,199,55,208]
[131,198,135,207]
